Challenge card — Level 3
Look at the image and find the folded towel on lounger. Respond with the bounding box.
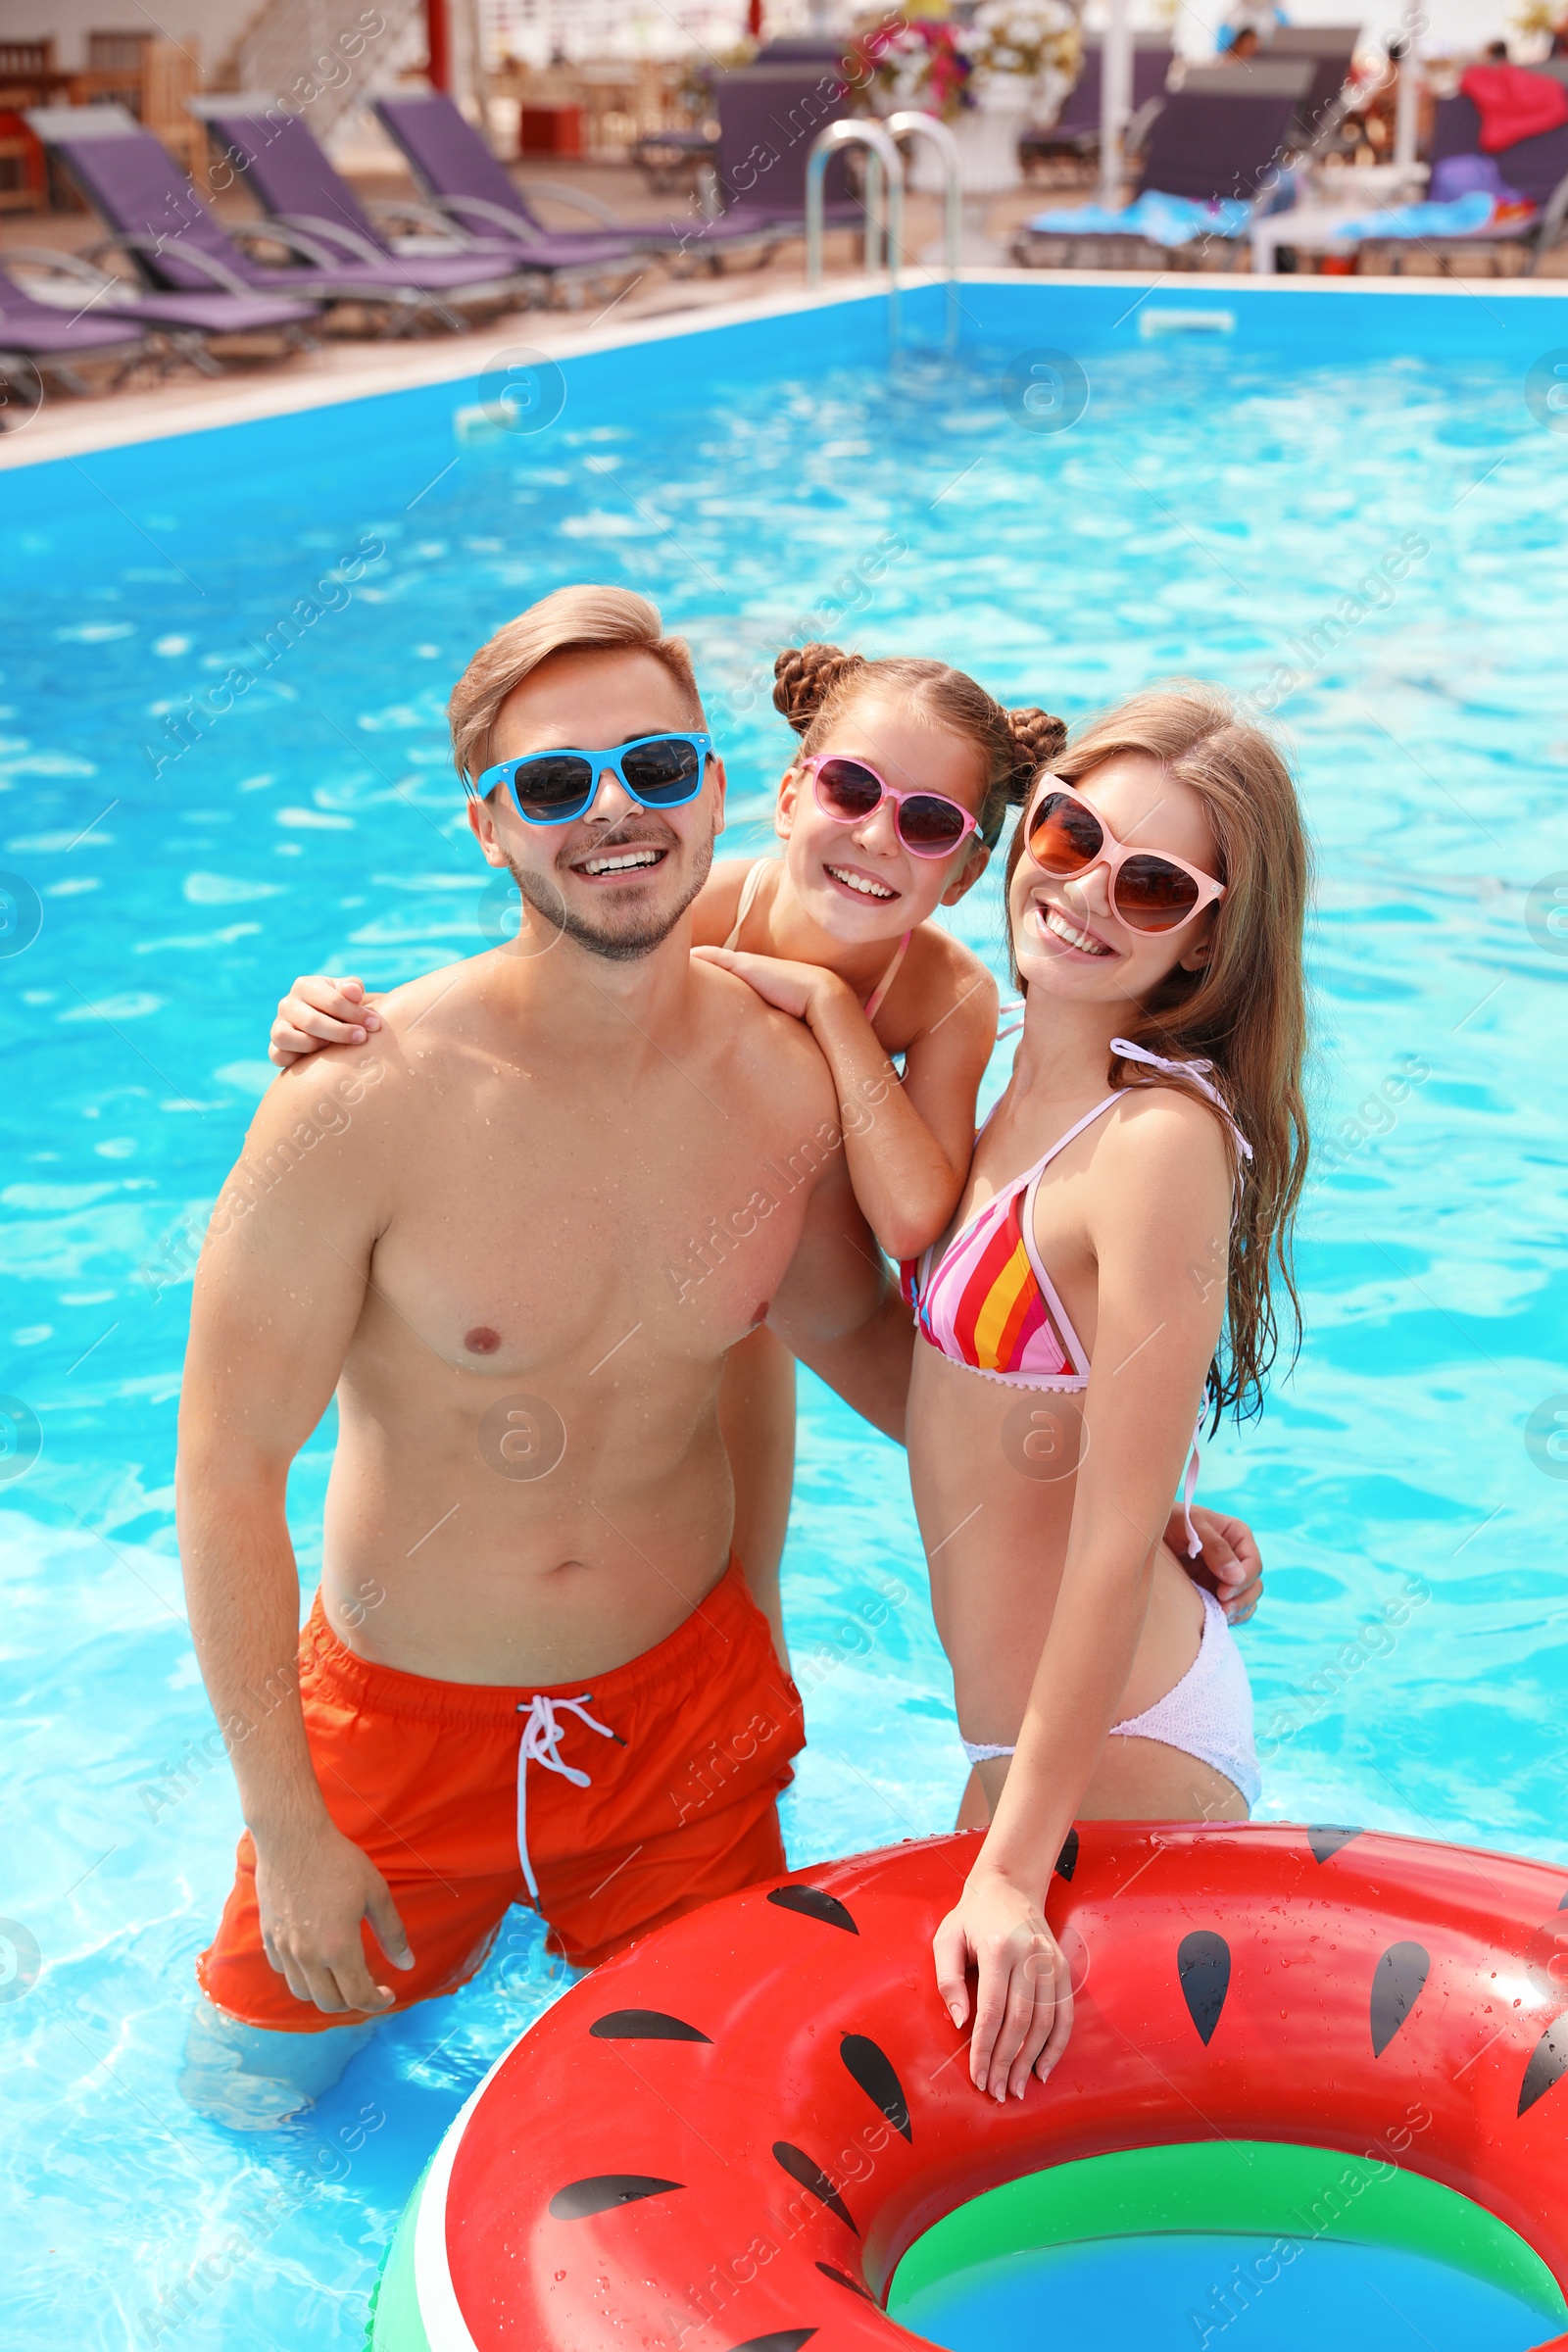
[1336,188,1532,240]
[1026,190,1255,245]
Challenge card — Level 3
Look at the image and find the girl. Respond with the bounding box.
[892,685,1310,2102]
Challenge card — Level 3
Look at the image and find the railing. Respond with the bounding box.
[806,118,905,347]
[231,0,421,137]
[884,108,959,353]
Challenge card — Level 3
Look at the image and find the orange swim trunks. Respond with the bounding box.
[197,1556,804,2032]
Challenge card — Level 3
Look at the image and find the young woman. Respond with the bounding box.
[891,686,1310,2102]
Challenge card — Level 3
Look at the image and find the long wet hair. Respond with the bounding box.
[773,643,1065,848]
[1004,683,1311,1424]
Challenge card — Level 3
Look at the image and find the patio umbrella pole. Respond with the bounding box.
[1393,3,1421,171]
[1099,0,1132,213]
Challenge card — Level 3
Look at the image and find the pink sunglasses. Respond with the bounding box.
[801,754,979,859]
[1025,781,1225,935]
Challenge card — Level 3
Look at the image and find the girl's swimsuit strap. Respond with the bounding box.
[863,929,912,1022]
[723,856,771,951]
[722,865,906,1024]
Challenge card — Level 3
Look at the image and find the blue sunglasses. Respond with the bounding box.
[473,731,713,826]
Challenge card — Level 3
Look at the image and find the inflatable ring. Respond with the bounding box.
[369,1822,1568,2350]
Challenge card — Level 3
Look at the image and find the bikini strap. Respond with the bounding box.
[723,856,771,952]
[863,928,912,1023]
[1109,1037,1253,1161]
[1031,1091,1127,1175]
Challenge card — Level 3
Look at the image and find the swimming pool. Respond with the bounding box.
[3,278,1566,2348]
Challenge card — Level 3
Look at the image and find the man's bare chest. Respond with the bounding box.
[361,1073,834,1379]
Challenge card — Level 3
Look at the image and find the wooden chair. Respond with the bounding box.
[0,39,57,79]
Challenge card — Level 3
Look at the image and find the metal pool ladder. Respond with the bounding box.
[885,110,961,354]
[806,117,960,354]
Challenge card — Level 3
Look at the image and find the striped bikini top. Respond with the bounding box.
[900,1039,1251,1394]
[725,857,911,1022]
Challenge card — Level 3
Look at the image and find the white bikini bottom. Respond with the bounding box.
[960,1588,1261,1810]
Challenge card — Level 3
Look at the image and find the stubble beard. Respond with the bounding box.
[508,827,715,964]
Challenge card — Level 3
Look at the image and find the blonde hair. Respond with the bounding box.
[772,643,1065,849]
[1004,683,1311,1422]
[448,586,704,784]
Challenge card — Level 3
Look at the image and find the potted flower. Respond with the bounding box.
[860,2,1081,201]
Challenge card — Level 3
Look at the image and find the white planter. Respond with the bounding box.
[909,81,1034,197]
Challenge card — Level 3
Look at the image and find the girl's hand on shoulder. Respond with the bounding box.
[269,974,381,1068]
[933,1863,1073,2101]
[692,944,845,1025]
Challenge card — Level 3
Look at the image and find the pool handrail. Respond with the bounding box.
[884,109,960,352]
[806,119,904,347]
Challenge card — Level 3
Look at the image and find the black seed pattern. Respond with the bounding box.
[1558,1889,1568,1912]
[840,2034,911,2141]
[1370,1941,1430,2057]
[772,2142,859,2234]
[816,2263,874,2301]
[589,2009,710,2043]
[1177,1930,1231,2045]
[766,1886,858,1935]
[1306,1825,1364,1864]
[1519,2022,1568,2118]
[548,2175,683,2220]
[725,2333,817,2352]
[1055,1828,1080,1882]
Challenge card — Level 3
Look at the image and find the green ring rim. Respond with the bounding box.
[888,2141,1568,2323]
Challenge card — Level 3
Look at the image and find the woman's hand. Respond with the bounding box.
[691,944,847,1026]
[269,974,381,1067]
[933,1863,1074,2100]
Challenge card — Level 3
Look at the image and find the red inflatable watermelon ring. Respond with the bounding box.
[369,1821,1568,2350]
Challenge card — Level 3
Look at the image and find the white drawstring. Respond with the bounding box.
[515,1692,617,1901]
[1182,1408,1205,1558]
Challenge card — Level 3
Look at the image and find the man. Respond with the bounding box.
[177,585,1260,2125]
[176,586,908,2125]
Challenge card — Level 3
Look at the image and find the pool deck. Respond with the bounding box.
[5,129,1567,474]
[5,262,1568,476]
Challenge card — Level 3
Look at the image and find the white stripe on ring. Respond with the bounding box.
[413,2050,514,2351]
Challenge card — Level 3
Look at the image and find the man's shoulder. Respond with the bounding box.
[694,959,839,1119]
[247,963,479,1152]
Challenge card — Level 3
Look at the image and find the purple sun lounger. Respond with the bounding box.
[1021,37,1174,170]
[191,95,601,312]
[1012,60,1313,269]
[702,65,864,246]
[0,272,155,413]
[1,243,318,372]
[1269,25,1360,149]
[372,92,732,279]
[1352,87,1568,275]
[28,104,527,333]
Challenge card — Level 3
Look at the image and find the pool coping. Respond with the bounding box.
[3,264,1565,475]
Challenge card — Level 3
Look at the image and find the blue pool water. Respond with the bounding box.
[3,284,1567,2346]
[894,2231,1555,2352]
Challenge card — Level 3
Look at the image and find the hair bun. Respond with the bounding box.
[1004,705,1068,801]
[773,642,868,737]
